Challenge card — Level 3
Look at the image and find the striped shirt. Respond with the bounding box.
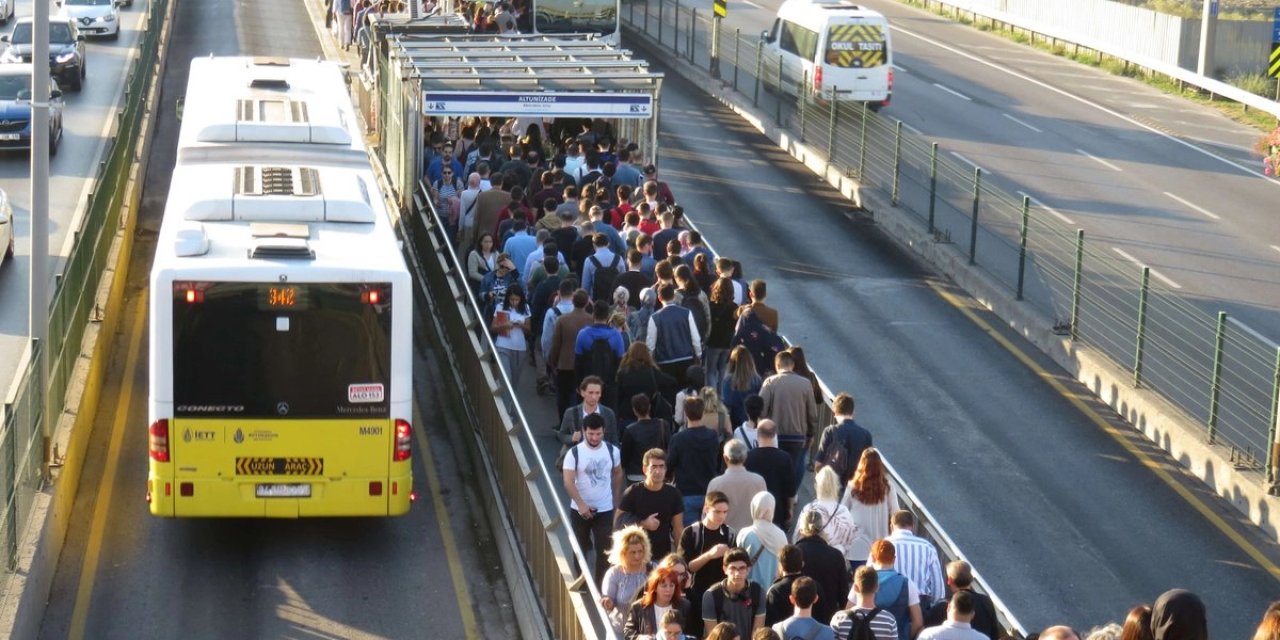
[830,607,898,640]
[886,530,944,601]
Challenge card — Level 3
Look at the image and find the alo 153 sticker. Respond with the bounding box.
[348,383,385,403]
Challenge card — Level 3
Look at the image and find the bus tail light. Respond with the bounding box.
[369,481,383,496]
[393,419,412,462]
[813,66,822,93]
[149,419,170,462]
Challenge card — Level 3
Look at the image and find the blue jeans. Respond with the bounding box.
[682,494,704,531]
[704,347,730,391]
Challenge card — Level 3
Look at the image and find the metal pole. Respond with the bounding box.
[658,0,664,47]
[827,86,837,161]
[775,55,783,126]
[690,8,697,64]
[1267,346,1280,486]
[928,142,938,234]
[891,120,903,205]
[1016,196,1029,300]
[857,101,868,177]
[753,45,762,106]
[799,70,807,143]
[1134,267,1150,387]
[32,0,50,459]
[674,0,680,56]
[645,0,650,33]
[1070,229,1084,341]
[732,28,739,89]
[1208,311,1227,444]
[969,168,981,265]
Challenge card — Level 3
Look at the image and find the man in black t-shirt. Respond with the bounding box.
[676,491,734,639]
[745,420,798,530]
[615,448,684,558]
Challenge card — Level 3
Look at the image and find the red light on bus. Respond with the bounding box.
[180,482,194,497]
[184,289,204,303]
[149,419,170,462]
[361,289,382,305]
[369,481,383,496]
[393,419,412,462]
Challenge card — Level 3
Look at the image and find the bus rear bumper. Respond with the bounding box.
[148,473,412,518]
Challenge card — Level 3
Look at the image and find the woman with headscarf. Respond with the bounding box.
[736,492,788,592]
[1150,589,1207,640]
[628,287,658,345]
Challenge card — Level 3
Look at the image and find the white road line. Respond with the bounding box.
[1271,245,1280,255]
[1112,247,1183,289]
[901,122,923,136]
[740,0,764,8]
[892,63,909,73]
[1163,191,1221,220]
[1015,191,1076,225]
[1076,148,1123,172]
[889,24,1280,186]
[1002,113,1043,133]
[932,83,972,101]
[950,152,984,172]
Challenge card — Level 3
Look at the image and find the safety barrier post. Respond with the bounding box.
[857,101,868,177]
[658,0,664,48]
[827,87,837,162]
[891,120,903,205]
[775,55,783,126]
[732,29,740,90]
[645,0,650,33]
[928,142,938,234]
[968,168,980,265]
[1267,347,1279,485]
[1208,311,1227,444]
[753,46,762,106]
[1133,267,1150,387]
[690,8,697,64]
[1016,196,1029,300]
[1070,229,1084,341]
[674,0,680,55]
[799,71,807,143]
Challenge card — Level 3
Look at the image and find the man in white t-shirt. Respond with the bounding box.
[563,413,622,586]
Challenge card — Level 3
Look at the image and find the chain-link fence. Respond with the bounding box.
[0,0,172,572]
[623,0,1280,485]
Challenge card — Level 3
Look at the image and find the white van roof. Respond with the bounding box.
[781,0,886,18]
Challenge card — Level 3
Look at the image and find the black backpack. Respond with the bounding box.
[589,254,623,302]
[731,308,786,376]
[818,424,855,483]
[842,607,884,640]
[577,336,620,385]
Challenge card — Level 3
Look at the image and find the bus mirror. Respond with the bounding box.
[175,96,184,121]
[760,29,771,43]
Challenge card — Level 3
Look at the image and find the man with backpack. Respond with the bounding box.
[831,566,899,640]
[574,302,626,410]
[772,577,835,640]
[582,233,623,303]
[561,413,622,586]
[864,540,924,640]
[701,547,767,637]
[677,491,735,639]
[815,393,873,487]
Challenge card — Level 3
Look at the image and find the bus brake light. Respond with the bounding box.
[149,419,171,462]
[393,419,412,462]
[813,66,822,93]
[185,289,203,303]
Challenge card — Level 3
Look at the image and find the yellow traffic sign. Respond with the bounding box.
[714,0,726,18]
[1270,42,1280,78]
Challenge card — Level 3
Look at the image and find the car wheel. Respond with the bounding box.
[50,127,59,157]
[4,235,12,260]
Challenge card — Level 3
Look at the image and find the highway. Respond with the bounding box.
[0,0,150,400]
[33,0,518,637]
[616,35,1280,637]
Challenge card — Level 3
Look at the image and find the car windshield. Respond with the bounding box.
[10,23,75,45]
[67,0,113,5]
[0,75,33,101]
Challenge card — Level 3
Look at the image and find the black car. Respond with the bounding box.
[0,17,86,92]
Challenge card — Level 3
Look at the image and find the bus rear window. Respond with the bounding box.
[172,282,393,418]
[825,24,886,68]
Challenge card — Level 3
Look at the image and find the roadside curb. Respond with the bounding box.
[0,0,177,636]
[620,23,1280,546]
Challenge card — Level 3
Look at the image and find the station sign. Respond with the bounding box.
[422,91,654,118]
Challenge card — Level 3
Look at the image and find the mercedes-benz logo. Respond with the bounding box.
[276,402,290,416]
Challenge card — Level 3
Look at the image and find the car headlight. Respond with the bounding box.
[101,13,116,21]
[55,52,75,63]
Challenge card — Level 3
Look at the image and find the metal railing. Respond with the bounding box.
[400,179,617,639]
[624,0,1280,487]
[0,0,171,573]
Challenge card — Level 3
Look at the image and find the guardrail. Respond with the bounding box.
[0,0,171,575]
[399,179,617,638]
[625,0,1280,493]
[908,0,1280,123]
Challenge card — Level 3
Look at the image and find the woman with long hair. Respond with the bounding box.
[602,526,655,637]
[1120,604,1154,640]
[705,622,740,640]
[1254,602,1280,640]
[788,346,825,461]
[615,342,676,426]
[736,492,788,592]
[793,467,859,560]
[704,277,738,392]
[491,285,532,389]
[720,346,762,427]
[622,566,693,640]
[466,232,497,293]
[673,365,705,429]
[839,447,897,569]
[692,253,716,296]
[700,386,732,441]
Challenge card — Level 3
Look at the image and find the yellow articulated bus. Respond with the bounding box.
[147,56,413,517]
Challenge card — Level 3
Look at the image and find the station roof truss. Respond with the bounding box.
[389,34,664,93]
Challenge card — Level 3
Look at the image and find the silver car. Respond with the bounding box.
[0,189,14,268]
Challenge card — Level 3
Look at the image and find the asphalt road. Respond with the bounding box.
[0,0,149,399]
[630,50,1280,635]
[33,0,518,638]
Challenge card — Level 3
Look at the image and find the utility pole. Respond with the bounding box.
[1197,0,1219,77]
[31,0,51,464]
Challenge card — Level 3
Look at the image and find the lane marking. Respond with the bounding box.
[1002,113,1043,133]
[901,122,924,136]
[950,152,984,172]
[68,291,148,640]
[1111,247,1183,289]
[1271,245,1280,255]
[1015,191,1076,225]
[1076,148,1123,172]
[1163,191,1221,220]
[413,405,481,638]
[890,24,1280,185]
[927,281,1280,583]
[932,82,973,101]
[893,63,909,73]
[741,0,765,8]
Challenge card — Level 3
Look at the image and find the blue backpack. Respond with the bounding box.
[874,570,910,640]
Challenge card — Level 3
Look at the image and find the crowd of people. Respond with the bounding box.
[428,115,1275,639]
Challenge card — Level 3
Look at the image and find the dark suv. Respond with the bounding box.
[0,17,86,91]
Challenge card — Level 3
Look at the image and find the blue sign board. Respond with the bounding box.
[422,92,654,118]
[1273,7,1280,43]
[1209,0,1218,17]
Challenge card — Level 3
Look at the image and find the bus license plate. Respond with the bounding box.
[256,483,311,498]
[0,134,19,141]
